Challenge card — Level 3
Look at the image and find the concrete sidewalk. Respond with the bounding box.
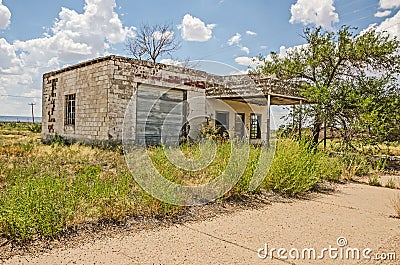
[5,184,400,264]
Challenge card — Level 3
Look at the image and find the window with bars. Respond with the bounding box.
[250,114,261,139]
[65,94,76,125]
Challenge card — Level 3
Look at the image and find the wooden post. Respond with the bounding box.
[298,100,302,140]
[28,103,36,123]
[266,94,271,148]
[292,105,295,134]
[324,119,327,150]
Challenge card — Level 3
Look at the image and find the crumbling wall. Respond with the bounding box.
[107,56,208,144]
[42,59,110,143]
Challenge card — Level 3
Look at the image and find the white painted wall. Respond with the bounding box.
[206,98,269,142]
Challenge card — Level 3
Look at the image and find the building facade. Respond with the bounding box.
[42,55,303,146]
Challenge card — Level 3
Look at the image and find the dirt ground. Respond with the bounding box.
[3,183,400,265]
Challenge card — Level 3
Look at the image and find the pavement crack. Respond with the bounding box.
[181,224,296,265]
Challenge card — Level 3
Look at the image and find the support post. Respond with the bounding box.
[324,119,327,150]
[266,94,271,148]
[299,100,302,140]
[29,103,36,123]
[292,105,295,133]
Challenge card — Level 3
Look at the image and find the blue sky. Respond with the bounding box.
[0,0,399,119]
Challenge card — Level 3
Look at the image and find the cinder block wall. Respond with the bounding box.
[42,56,209,145]
[42,59,110,143]
[107,56,208,145]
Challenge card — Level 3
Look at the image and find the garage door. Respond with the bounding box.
[136,85,185,146]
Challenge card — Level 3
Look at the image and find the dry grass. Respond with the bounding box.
[0,129,347,241]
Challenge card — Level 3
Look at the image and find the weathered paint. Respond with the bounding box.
[42,55,304,145]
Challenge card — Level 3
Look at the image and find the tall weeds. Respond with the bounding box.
[0,133,344,241]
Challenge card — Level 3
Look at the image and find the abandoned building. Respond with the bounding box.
[42,55,304,146]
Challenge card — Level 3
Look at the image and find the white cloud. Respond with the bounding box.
[260,45,268,50]
[0,38,22,74]
[178,14,216,42]
[0,0,11,29]
[240,46,250,54]
[227,33,241,46]
[0,0,135,116]
[12,0,135,65]
[379,0,400,9]
[159,58,182,66]
[152,31,174,40]
[376,10,400,38]
[362,11,400,40]
[246,30,257,36]
[289,0,339,30]
[234,56,262,68]
[375,10,392,17]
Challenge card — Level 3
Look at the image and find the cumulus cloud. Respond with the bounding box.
[289,0,339,30]
[0,0,11,29]
[159,58,182,66]
[152,31,174,40]
[379,0,400,9]
[227,33,241,46]
[0,0,135,116]
[376,10,400,38]
[11,0,135,66]
[0,38,22,74]
[246,30,257,36]
[234,56,262,68]
[375,10,392,17]
[178,14,216,42]
[240,46,250,54]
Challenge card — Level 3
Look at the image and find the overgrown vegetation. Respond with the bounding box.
[0,127,348,241]
[253,26,400,147]
[262,140,342,195]
[0,122,41,132]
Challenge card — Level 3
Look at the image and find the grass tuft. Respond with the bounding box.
[393,194,400,218]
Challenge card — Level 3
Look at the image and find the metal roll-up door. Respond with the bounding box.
[136,85,184,146]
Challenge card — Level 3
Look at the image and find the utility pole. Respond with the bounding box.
[28,103,36,123]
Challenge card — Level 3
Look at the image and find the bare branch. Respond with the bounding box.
[125,23,181,63]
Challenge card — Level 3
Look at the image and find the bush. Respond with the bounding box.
[28,123,42,133]
[341,153,372,180]
[262,140,342,196]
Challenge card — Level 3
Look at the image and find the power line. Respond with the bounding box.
[340,3,379,18]
[0,94,41,99]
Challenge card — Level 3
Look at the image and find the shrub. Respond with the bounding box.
[28,123,42,133]
[341,153,372,180]
[262,140,342,196]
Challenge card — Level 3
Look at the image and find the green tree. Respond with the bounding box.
[253,26,400,146]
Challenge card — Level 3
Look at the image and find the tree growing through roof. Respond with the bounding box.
[125,23,181,63]
[253,26,400,147]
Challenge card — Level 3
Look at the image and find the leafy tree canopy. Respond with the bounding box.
[253,26,400,146]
